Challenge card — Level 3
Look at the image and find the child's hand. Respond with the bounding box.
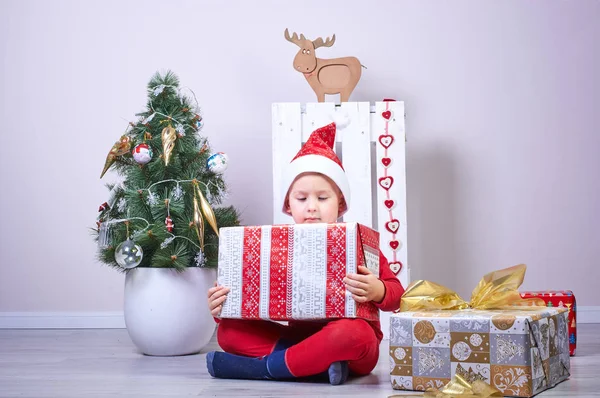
[207,281,230,317]
[344,266,385,303]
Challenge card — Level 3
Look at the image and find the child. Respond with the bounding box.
[206,122,405,385]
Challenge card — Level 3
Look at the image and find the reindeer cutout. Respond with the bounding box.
[284,28,362,102]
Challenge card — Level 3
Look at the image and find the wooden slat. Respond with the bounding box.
[301,102,336,142]
[339,102,372,227]
[271,103,302,225]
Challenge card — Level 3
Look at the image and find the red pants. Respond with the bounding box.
[217,318,380,377]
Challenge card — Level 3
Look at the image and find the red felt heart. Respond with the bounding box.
[378,135,394,148]
[389,261,402,274]
[389,240,400,250]
[378,176,394,190]
[382,157,392,168]
[386,219,400,234]
[382,110,392,120]
[384,200,395,210]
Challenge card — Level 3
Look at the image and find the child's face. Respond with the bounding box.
[286,173,341,224]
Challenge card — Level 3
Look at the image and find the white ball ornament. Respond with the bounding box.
[207,152,229,174]
[132,143,153,165]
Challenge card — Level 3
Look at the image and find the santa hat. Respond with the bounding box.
[281,122,350,216]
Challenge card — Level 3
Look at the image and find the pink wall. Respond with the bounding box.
[0,0,598,312]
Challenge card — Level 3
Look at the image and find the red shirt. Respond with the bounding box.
[367,249,405,341]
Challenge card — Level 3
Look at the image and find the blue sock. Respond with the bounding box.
[328,361,349,385]
[206,351,272,380]
[206,349,295,381]
[266,349,295,379]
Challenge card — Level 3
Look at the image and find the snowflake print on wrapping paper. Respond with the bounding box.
[330,262,343,273]
[248,236,260,247]
[330,227,342,240]
[330,245,341,257]
[496,335,525,362]
[330,295,342,306]
[244,267,257,279]
[418,348,444,374]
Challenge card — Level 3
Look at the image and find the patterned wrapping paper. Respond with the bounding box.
[217,222,380,321]
[521,290,576,356]
[390,308,570,397]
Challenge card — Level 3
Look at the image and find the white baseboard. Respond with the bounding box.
[578,306,600,324]
[0,312,125,329]
[0,307,599,329]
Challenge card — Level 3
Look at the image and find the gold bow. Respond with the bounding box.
[390,374,503,398]
[400,264,545,312]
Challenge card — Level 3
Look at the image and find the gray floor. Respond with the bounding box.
[0,325,598,398]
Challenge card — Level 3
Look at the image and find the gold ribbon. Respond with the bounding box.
[400,263,546,312]
[390,374,503,398]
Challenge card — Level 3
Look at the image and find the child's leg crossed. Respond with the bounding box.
[217,319,290,357]
[284,318,379,377]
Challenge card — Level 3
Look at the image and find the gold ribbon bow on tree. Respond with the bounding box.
[400,264,546,312]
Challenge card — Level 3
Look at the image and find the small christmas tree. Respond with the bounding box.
[93,71,240,271]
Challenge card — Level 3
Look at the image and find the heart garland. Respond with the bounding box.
[378,101,403,276]
[378,135,394,148]
[389,261,402,274]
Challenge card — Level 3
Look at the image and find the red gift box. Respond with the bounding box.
[217,222,380,321]
[520,290,577,355]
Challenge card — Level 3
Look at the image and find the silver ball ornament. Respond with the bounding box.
[115,238,143,269]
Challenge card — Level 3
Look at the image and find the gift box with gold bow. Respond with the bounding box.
[390,264,570,397]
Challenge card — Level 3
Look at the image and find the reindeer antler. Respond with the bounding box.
[284,28,305,47]
[312,34,336,49]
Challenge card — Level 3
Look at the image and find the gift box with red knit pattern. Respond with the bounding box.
[217,222,380,321]
[520,290,576,356]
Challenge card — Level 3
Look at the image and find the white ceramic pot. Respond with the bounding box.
[124,267,216,356]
